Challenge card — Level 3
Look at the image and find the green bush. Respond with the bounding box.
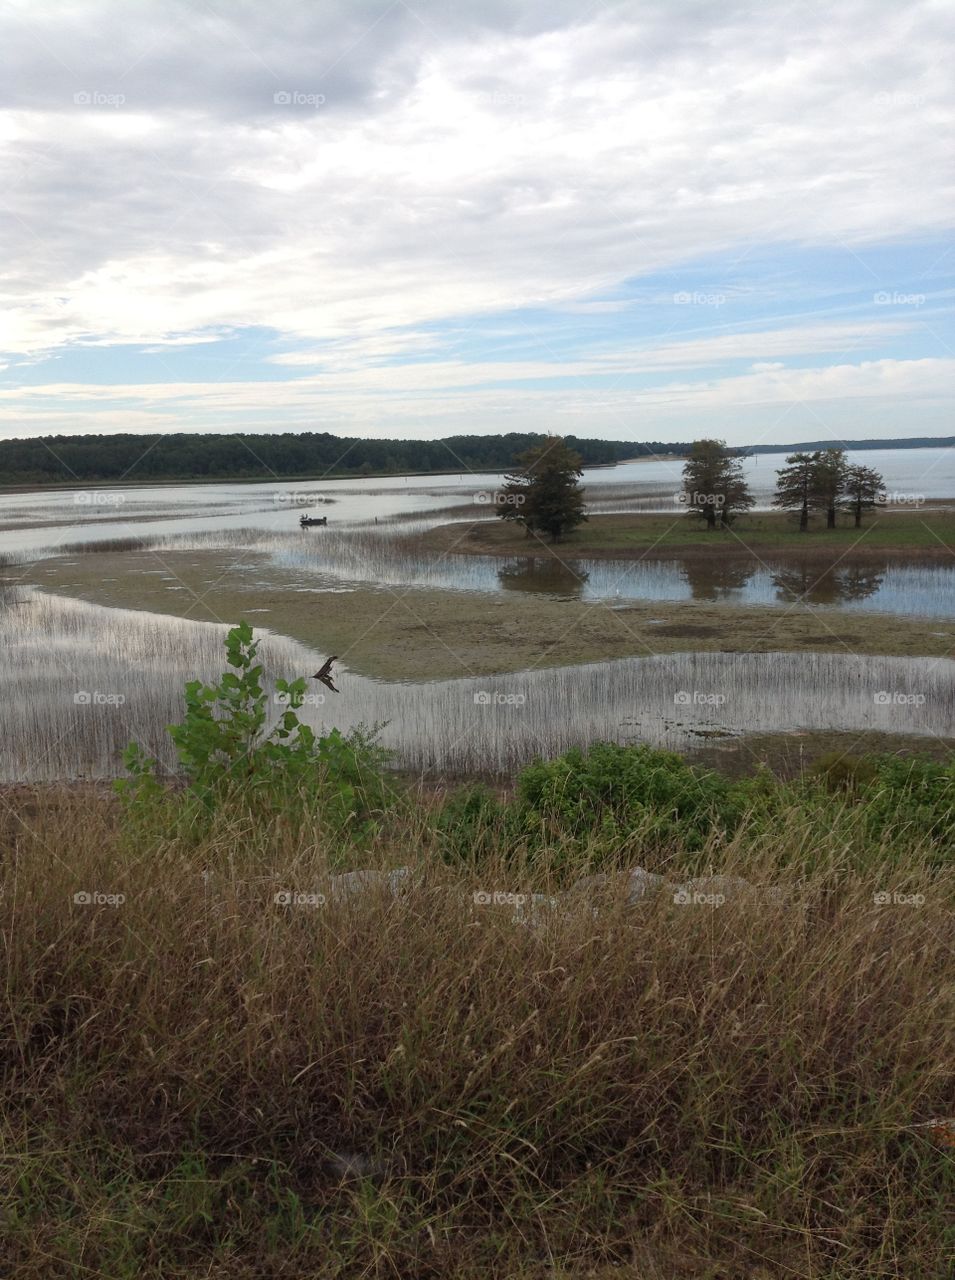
[433,784,507,864]
[858,754,955,855]
[435,742,955,873]
[116,621,390,840]
[515,741,746,851]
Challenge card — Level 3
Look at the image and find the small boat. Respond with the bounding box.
[299,515,328,527]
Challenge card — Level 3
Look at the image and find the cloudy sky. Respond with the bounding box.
[1,0,952,446]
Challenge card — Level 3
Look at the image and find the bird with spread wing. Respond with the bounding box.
[312,656,339,693]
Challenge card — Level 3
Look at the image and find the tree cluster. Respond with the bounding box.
[773,449,886,530]
[679,439,755,527]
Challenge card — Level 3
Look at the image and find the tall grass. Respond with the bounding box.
[0,781,952,1278]
[2,627,952,1276]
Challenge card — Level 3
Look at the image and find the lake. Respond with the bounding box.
[2,447,952,556]
[2,445,954,782]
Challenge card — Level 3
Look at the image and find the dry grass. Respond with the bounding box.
[1,786,952,1278]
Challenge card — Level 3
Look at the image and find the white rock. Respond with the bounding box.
[624,866,670,905]
[326,866,411,902]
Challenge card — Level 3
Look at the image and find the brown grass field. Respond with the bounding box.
[1,778,952,1278]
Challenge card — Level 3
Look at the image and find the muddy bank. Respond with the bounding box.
[19,547,955,681]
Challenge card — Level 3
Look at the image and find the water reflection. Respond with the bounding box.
[498,558,589,597]
[679,558,755,601]
[19,516,955,621]
[771,563,885,606]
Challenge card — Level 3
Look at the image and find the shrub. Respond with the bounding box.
[859,754,955,857]
[515,741,748,851]
[433,783,508,864]
[808,750,879,794]
[116,621,390,840]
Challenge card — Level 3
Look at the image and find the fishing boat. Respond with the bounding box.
[299,515,328,527]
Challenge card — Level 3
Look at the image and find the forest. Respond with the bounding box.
[0,430,689,484]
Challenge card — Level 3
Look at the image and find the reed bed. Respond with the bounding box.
[2,590,954,781]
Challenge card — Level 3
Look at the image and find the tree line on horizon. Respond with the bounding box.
[0,430,690,484]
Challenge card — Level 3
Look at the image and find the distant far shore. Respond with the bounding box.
[0,466,508,495]
[1,432,951,493]
[0,457,683,494]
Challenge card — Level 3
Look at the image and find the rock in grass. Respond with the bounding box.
[567,866,672,905]
[325,867,411,902]
[625,866,671,904]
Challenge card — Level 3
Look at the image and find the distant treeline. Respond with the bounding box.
[0,431,689,485]
[745,436,955,454]
[1,430,948,486]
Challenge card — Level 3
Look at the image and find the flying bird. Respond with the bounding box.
[312,656,339,693]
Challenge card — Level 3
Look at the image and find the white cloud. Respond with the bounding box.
[1,357,950,447]
[0,0,952,437]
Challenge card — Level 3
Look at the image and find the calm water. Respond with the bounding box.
[25,508,953,620]
[2,591,952,780]
[257,533,955,619]
[2,447,953,556]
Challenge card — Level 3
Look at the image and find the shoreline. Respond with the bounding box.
[0,457,676,495]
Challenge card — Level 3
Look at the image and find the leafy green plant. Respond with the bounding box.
[515,741,745,851]
[434,784,509,864]
[116,621,389,838]
[858,754,955,857]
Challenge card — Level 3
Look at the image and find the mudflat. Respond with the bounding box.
[22,546,955,681]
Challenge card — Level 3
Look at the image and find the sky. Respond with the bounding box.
[0,0,952,448]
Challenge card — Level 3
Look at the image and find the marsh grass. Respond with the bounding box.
[3,590,954,780]
[0,783,952,1278]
